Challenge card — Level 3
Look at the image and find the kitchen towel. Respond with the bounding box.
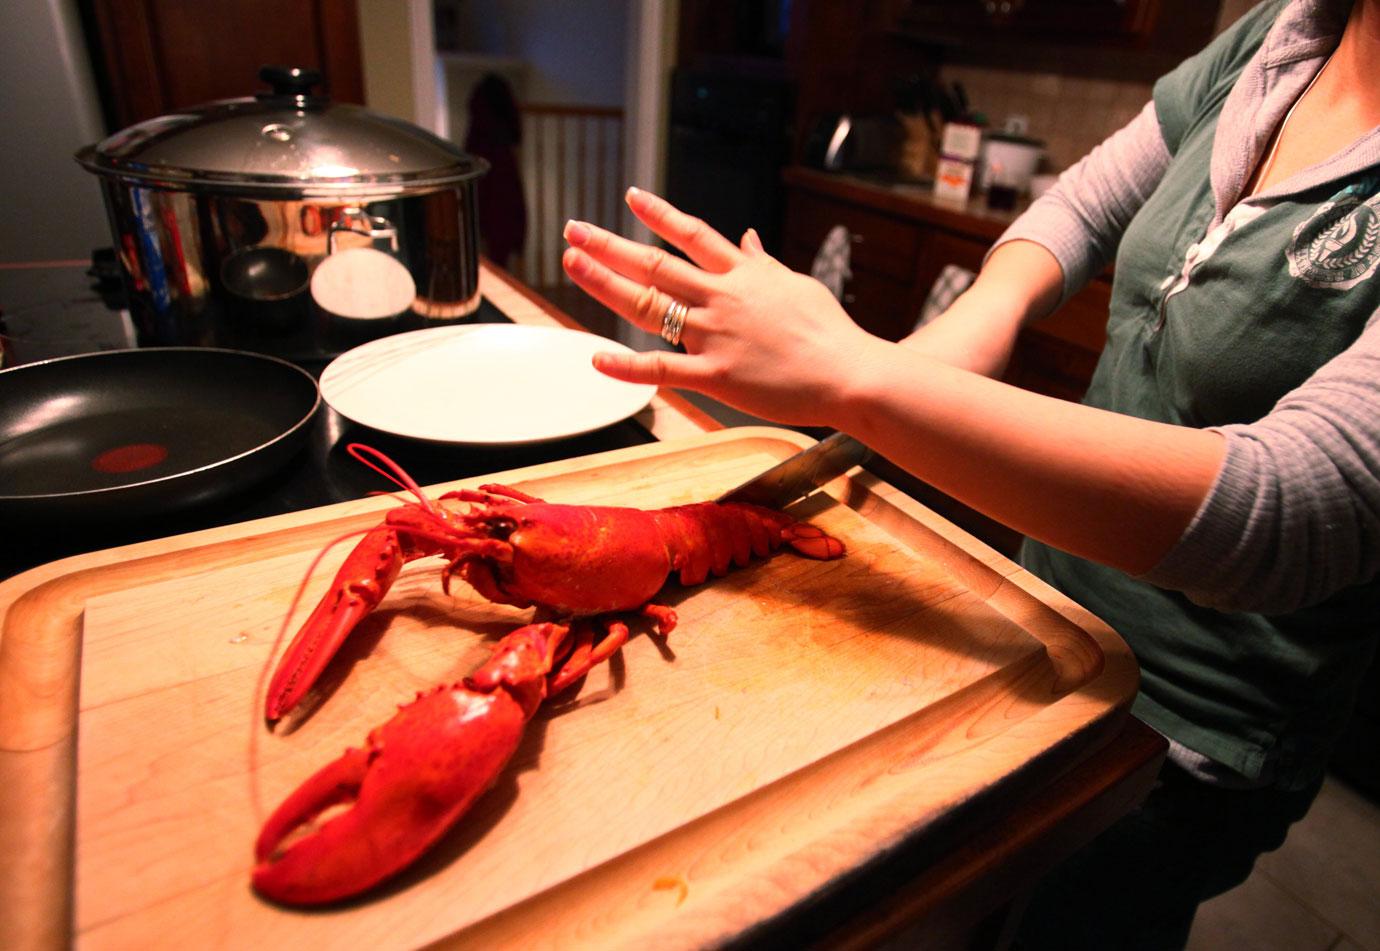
[915,264,976,329]
[811,225,853,301]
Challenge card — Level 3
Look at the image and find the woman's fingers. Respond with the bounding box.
[624,187,743,272]
[563,246,694,340]
[563,219,713,303]
[592,347,708,390]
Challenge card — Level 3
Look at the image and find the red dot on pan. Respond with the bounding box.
[92,443,169,474]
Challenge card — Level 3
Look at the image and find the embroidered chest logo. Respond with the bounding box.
[1286,180,1380,290]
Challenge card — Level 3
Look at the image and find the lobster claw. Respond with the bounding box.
[253,679,532,905]
[253,622,578,906]
[265,526,408,722]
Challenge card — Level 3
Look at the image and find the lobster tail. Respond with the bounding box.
[781,521,847,560]
[655,502,844,586]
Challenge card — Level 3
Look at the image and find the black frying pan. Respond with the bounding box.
[0,348,319,522]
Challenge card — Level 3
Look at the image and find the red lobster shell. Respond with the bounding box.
[253,444,845,905]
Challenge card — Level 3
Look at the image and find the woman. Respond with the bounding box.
[562,0,1380,946]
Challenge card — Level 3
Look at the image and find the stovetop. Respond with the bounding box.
[0,257,656,580]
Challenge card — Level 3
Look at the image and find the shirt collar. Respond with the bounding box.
[1209,0,1358,221]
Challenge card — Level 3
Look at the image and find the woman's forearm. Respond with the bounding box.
[565,190,1224,576]
[834,342,1225,575]
[884,238,1219,574]
[900,239,1066,376]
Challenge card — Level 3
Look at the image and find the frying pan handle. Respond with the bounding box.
[327,207,399,254]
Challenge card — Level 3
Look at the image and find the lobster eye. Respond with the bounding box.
[486,516,517,541]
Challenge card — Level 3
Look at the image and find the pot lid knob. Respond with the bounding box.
[257,65,326,105]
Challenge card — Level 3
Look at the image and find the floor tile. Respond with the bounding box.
[1185,776,1380,951]
[1187,870,1339,950]
[1256,778,1380,950]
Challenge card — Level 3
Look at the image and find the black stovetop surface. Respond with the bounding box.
[0,262,656,580]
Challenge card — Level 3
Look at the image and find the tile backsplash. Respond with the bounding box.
[937,66,1151,173]
[937,0,1256,175]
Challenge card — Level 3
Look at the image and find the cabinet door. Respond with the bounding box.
[889,0,1219,80]
[87,0,364,128]
[1006,277,1110,402]
[916,229,1109,403]
[783,191,926,341]
[913,228,987,317]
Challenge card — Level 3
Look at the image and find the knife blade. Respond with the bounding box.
[715,431,872,509]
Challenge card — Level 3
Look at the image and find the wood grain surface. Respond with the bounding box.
[0,427,1138,950]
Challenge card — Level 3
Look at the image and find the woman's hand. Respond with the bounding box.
[561,187,881,427]
[560,189,1223,575]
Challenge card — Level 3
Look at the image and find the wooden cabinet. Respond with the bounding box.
[895,0,1161,40]
[784,189,929,339]
[782,166,1108,403]
[885,0,1222,81]
[83,0,364,130]
[1005,278,1108,402]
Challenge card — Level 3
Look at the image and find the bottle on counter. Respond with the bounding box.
[933,121,983,203]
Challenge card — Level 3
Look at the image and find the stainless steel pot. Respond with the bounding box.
[75,66,489,363]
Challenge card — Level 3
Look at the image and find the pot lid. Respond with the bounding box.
[75,66,487,196]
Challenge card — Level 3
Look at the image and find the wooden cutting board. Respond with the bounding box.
[0,427,1138,951]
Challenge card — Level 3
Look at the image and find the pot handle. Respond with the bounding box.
[328,207,399,254]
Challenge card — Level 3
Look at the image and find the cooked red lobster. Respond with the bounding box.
[253,444,844,905]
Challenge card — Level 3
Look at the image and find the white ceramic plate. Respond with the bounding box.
[319,324,657,445]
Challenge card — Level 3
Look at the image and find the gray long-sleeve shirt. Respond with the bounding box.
[998,0,1380,615]
[994,0,1380,786]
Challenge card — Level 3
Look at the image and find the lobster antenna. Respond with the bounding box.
[250,524,373,816]
[347,443,438,514]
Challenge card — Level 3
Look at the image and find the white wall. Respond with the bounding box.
[358,0,442,132]
[0,0,111,262]
[358,0,422,122]
[621,0,675,225]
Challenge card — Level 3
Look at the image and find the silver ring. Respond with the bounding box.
[660,298,689,347]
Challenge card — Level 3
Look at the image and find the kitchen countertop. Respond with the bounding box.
[781,165,1029,242]
[0,259,1164,950]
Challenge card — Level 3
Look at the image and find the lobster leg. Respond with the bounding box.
[548,619,629,695]
[442,483,547,505]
